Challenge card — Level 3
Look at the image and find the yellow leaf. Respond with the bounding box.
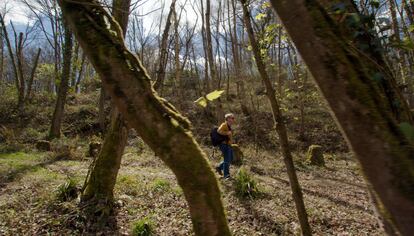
[194,97,208,107]
[206,90,225,101]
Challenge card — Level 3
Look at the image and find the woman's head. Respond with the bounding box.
[225,113,235,125]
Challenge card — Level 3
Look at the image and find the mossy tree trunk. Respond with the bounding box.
[49,20,73,139]
[81,0,130,204]
[82,108,128,202]
[240,1,312,235]
[269,1,414,235]
[58,0,231,235]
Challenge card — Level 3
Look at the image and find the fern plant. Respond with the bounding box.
[235,167,261,199]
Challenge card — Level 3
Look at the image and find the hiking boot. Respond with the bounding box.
[215,166,223,176]
[220,175,232,181]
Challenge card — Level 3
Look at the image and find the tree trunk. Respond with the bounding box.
[49,20,73,139]
[269,1,414,235]
[26,48,42,101]
[205,0,218,86]
[0,24,4,85]
[82,108,128,201]
[81,0,131,204]
[200,0,211,92]
[173,5,183,99]
[74,53,86,93]
[98,87,106,131]
[71,41,80,87]
[402,0,414,25]
[153,0,176,92]
[240,1,312,235]
[16,33,25,112]
[58,0,231,235]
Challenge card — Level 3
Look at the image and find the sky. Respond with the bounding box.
[3,1,30,24]
[3,0,201,31]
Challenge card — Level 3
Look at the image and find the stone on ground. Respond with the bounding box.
[307,145,324,166]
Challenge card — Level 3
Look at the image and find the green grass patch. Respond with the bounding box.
[116,175,141,196]
[151,178,171,192]
[131,217,155,236]
[0,151,51,181]
[0,151,45,161]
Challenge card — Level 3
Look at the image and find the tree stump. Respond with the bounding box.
[307,145,324,166]
[36,140,51,151]
[231,144,243,166]
[88,141,102,157]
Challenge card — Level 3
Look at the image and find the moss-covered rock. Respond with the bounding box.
[307,145,324,166]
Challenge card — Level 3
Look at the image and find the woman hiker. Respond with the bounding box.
[215,113,235,179]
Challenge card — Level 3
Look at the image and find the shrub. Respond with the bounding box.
[131,217,154,236]
[55,178,79,201]
[235,167,261,199]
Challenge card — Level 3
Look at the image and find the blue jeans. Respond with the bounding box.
[219,143,233,177]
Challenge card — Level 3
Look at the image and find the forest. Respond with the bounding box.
[0,0,413,235]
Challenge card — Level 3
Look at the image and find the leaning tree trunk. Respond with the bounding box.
[16,33,26,113]
[81,0,131,204]
[153,0,176,92]
[26,48,42,102]
[239,1,312,235]
[49,20,73,139]
[269,1,414,235]
[58,1,231,235]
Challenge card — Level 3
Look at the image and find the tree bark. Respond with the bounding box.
[98,87,106,131]
[58,0,231,235]
[26,48,42,101]
[74,53,86,93]
[15,33,25,112]
[0,23,4,85]
[269,1,414,235]
[240,1,312,235]
[49,20,73,139]
[82,108,128,202]
[205,0,218,87]
[153,0,176,92]
[81,0,130,204]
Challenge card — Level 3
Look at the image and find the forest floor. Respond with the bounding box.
[0,142,382,235]
[0,90,382,235]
